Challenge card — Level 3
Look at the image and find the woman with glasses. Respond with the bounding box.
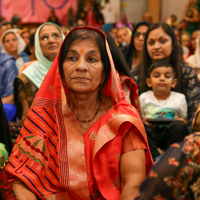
[122,22,151,84]
[14,22,64,123]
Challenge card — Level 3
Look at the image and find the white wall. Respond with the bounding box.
[161,0,188,22]
[121,0,148,24]
[109,0,121,22]
[102,0,188,24]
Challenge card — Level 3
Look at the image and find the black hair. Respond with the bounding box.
[11,14,21,25]
[147,60,176,78]
[59,28,110,86]
[140,22,180,93]
[29,32,35,47]
[101,28,132,77]
[122,21,152,69]
[23,32,35,55]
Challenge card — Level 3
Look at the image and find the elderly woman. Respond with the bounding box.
[5,27,153,200]
[1,29,30,70]
[14,22,64,123]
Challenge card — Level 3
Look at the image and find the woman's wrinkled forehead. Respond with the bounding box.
[39,24,61,36]
[65,29,105,52]
[70,29,103,39]
[69,38,99,48]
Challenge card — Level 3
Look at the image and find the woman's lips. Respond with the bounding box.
[74,77,89,81]
[137,43,143,47]
[153,51,162,56]
[48,46,58,50]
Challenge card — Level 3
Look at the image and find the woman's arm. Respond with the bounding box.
[120,149,146,200]
[21,98,30,122]
[2,94,14,104]
[12,182,37,200]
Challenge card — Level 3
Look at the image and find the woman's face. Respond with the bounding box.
[181,34,190,47]
[147,27,173,62]
[120,13,126,23]
[39,24,63,61]
[133,25,149,52]
[21,32,30,45]
[3,33,18,54]
[63,39,104,94]
[116,28,131,46]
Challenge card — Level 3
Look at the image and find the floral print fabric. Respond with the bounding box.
[135,132,200,200]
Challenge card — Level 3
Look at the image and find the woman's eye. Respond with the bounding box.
[41,36,48,41]
[160,39,167,44]
[88,57,97,62]
[66,56,76,61]
[147,40,154,46]
[52,34,60,39]
[69,56,76,61]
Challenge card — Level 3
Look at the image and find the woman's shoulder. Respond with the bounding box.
[181,62,197,76]
[181,62,195,70]
[16,73,30,84]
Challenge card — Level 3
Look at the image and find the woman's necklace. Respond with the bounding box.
[76,97,102,123]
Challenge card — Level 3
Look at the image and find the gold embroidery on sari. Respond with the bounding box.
[90,131,96,142]
[48,85,54,93]
[112,177,120,189]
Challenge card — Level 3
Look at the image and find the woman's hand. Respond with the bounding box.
[119,150,146,200]
[12,182,37,200]
[175,115,188,125]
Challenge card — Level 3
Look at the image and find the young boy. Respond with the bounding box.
[139,60,189,160]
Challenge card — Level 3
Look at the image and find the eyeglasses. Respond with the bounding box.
[134,32,146,38]
[40,33,61,42]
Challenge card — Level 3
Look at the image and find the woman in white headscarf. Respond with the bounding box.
[1,29,30,70]
[14,22,64,123]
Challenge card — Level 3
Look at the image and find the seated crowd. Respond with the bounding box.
[1,0,200,199]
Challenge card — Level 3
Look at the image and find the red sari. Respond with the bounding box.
[5,27,153,199]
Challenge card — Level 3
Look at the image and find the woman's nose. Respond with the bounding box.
[76,58,87,72]
[48,36,55,43]
[138,34,144,41]
[154,41,160,48]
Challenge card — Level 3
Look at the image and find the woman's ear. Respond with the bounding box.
[171,78,177,88]
[146,78,152,88]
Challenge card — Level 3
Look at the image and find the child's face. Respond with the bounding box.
[146,66,177,94]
